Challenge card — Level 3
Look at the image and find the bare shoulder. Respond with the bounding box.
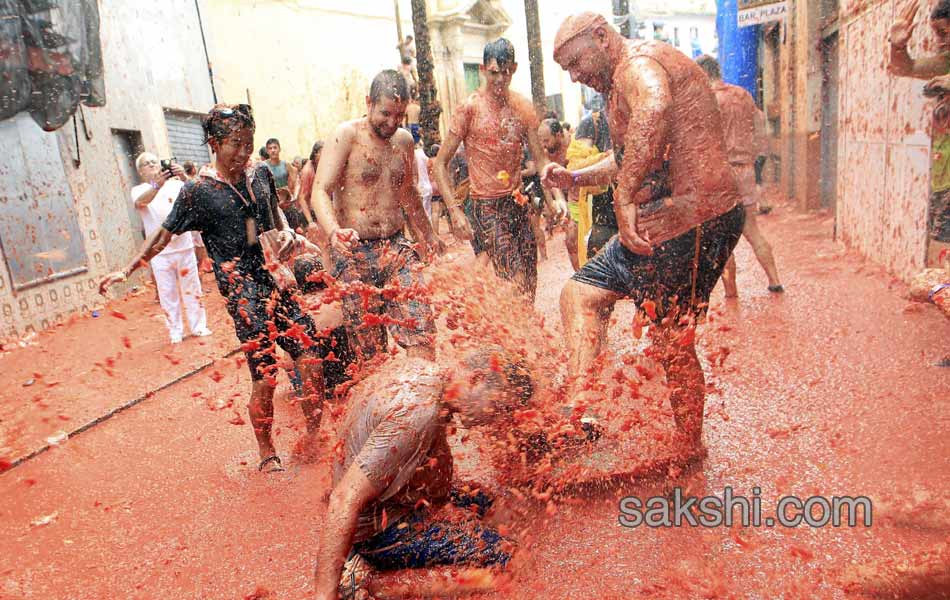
[330,118,361,145]
[392,127,415,149]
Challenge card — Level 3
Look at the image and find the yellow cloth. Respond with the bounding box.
[566,139,607,266]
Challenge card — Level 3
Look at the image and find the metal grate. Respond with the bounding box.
[163,111,211,167]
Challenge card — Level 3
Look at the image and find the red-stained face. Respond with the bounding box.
[555,31,612,93]
[538,125,561,155]
[933,18,950,51]
[366,95,408,140]
[480,59,516,98]
[210,127,255,176]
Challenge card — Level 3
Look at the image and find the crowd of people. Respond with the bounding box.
[95,11,849,599]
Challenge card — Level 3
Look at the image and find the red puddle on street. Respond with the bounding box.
[1,204,949,599]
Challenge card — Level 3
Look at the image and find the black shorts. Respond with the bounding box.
[572,204,745,320]
[225,271,319,382]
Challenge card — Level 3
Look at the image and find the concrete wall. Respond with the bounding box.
[0,0,215,339]
[837,0,935,279]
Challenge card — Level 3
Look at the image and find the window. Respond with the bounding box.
[464,63,481,94]
[0,113,88,290]
[164,110,212,166]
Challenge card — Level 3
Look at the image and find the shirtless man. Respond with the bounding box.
[432,38,566,301]
[312,70,442,363]
[696,55,783,296]
[889,0,950,268]
[544,13,745,457]
[314,350,530,600]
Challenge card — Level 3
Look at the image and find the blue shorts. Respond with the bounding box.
[353,488,511,570]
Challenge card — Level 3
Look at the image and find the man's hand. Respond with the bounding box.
[924,73,950,97]
[619,227,653,255]
[330,228,360,256]
[98,271,127,296]
[541,162,574,190]
[447,206,473,241]
[637,197,699,247]
[171,163,187,181]
[890,0,919,48]
[276,229,300,262]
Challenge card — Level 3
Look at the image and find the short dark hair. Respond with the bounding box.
[483,38,516,68]
[182,161,197,176]
[258,146,268,159]
[202,103,254,143]
[696,54,721,80]
[541,118,562,135]
[425,143,440,158]
[933,0,950,20]
[369,69,410,104]
[562,122,571,131]
[265,138,280,147]
[310,141,323,163]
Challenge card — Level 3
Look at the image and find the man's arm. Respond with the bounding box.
[312,123,359,254]
[432,129,473,240]
[313,463,380,600]
[889,0,950,78]
[297,166,316,226]
[288,162,299,196]
[611,57,672,254]
[132,165,185,209]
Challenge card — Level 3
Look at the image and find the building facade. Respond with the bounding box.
[0,0,216,340]
[765,0,938,280]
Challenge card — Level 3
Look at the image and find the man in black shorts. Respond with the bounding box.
[100,104,330,473]
[544,13,745,460]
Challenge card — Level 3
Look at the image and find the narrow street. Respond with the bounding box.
[1,204,948,599]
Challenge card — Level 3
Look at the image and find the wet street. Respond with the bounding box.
[1,203,948,599]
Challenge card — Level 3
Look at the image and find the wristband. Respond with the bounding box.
[571,173,580,187]
[150,181,160,191]
[930,283,950,301]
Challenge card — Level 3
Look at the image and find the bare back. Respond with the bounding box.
[608,40,739,209]
[324,119,416,240]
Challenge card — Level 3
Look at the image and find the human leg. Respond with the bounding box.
[176,250,210,335]
[150,253,184,342]
[741,207,782,290]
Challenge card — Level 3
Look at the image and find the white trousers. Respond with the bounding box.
[150,249,207,339]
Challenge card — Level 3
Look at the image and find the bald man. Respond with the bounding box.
[543,13,744,459]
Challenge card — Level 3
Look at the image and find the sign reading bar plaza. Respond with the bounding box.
[738,0,788,26]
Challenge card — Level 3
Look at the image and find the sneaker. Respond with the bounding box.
[170,335,183,344]
[192,328,213,337]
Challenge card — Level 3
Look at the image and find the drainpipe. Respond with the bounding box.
[194,0,218,103]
